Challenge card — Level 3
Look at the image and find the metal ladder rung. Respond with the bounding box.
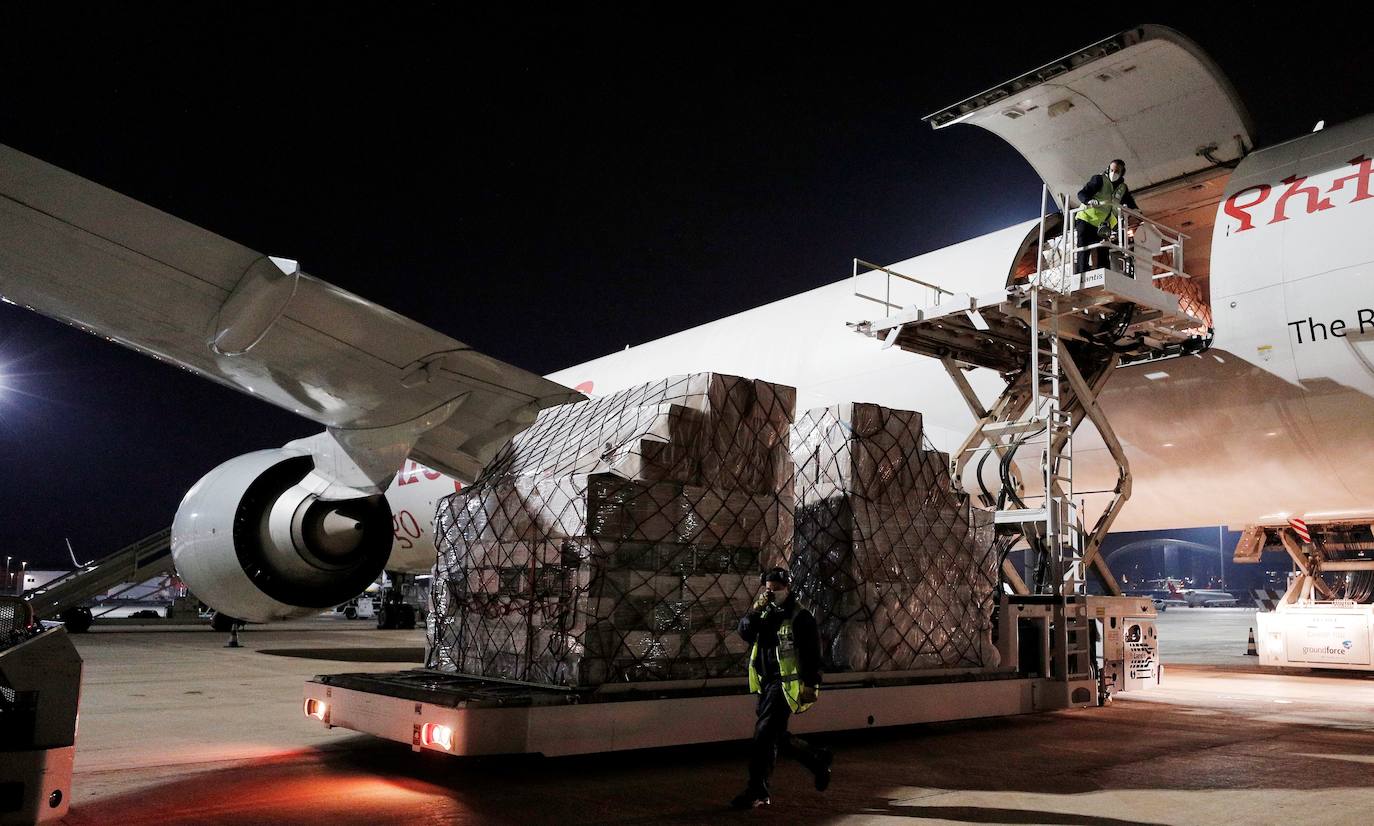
[995,508,1048,525]
[981,419,1048,437]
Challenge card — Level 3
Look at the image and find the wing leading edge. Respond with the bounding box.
[0,144,582,482]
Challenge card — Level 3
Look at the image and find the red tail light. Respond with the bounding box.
[420,722,453,750]
[304,698,329,721]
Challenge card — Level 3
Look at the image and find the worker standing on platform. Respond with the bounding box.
[731,567,832,810]
[1075,159,1139,274]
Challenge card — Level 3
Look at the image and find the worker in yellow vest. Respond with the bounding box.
[730,567,831,809]
[1074,159,1140,274]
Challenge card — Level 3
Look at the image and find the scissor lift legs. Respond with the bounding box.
[855,247,1206,705]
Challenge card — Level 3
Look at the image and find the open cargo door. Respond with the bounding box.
[925,24,1254,200]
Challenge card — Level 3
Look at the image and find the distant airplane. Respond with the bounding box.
[1160,578,1240,608]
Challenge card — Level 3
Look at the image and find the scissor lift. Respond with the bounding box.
[853,188,1206,703]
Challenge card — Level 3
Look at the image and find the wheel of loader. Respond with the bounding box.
[59,607,93,634]
[376,604,415,630]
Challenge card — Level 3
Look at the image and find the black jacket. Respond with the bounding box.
[1077,173,1138,212]
[738,596,822,687]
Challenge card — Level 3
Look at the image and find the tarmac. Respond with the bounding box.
[53,607,1374,825]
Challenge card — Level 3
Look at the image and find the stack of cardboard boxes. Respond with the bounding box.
[789,402,998,672]
[427,375,1000,688]
[428,373,795,687]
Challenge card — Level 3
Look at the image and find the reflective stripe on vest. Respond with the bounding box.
[1080,176,1127,228]
[746,615,817,713]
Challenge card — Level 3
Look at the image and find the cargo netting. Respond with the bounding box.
[1156,274,1212,328]
[427,373,1001,688]
[790,403,1001,672]
[427,374,795,686]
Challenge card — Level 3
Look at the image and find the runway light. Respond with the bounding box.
[304,698,329,721]
[420,722,454,751]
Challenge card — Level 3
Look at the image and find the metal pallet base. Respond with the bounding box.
[304,669,1078,757]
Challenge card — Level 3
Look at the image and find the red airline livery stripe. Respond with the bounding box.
[1224,156,1373,231]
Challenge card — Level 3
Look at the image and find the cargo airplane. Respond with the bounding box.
[1,24,1371,623]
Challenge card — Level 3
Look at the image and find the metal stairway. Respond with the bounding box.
[23,528,174,622]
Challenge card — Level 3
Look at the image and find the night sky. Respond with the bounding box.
[0,8,1366,569]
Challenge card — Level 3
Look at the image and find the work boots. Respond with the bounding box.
[812,747,833,792]
[729,790,770,809]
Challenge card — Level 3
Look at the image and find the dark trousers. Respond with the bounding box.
[1075,218,1105,274]
[747,681,823,797]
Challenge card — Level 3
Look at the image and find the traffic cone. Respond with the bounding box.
[1246,627,1258,656]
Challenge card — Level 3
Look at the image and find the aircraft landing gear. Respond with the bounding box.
[211,611,242,633]
[376,602,416,630]
[376,572,418,630]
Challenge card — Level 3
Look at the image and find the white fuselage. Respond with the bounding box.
[1164,588,1240,608]
[385,115,1374,573]
[381,459,462,571]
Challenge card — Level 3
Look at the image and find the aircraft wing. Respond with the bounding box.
[925,24,1254,197]
[0,144,583,482]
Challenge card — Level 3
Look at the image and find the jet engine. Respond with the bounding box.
[171,450,394,622]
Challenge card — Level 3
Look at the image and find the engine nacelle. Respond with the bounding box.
[172,450,394,622]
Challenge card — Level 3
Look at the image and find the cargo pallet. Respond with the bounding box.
[306,593,1158,756]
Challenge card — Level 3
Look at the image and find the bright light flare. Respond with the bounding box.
[304,698,329,721]
[420,722,453,751]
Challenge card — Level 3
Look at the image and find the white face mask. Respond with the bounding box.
[1109,168,1123,182]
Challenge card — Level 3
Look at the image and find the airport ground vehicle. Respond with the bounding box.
[1236,520,1374,670]
[0,597,80,824]
[336,597,376,621]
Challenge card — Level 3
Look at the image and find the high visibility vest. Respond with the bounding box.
[1079,175,1128,228]
[747,614,817,713]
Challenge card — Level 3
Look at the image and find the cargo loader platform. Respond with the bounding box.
[306,590,1160,757]
[854,265,1207,374]
[852,195,1206,594]
[307,666,1049,757]
[851,190,1200,705]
